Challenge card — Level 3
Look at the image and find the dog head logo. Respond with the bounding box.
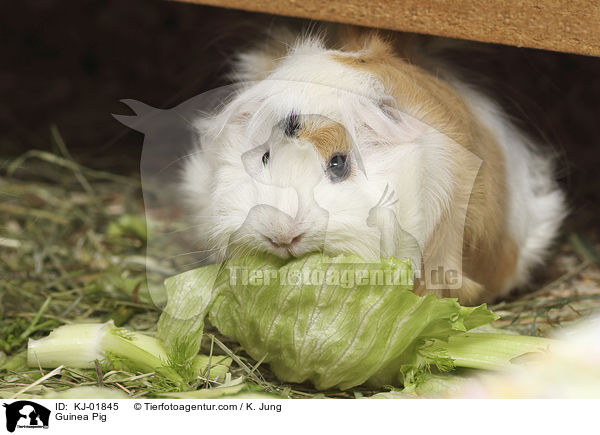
[3,401,50,432]
[114,84,481,304]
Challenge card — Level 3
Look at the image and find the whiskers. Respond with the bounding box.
[222,233,264,260]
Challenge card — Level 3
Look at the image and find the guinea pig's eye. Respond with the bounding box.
[327,153,350,182]
[283,113,301,137]
[262,151,270,166]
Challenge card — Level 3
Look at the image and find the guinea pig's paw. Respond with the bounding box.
[452,275,487,305]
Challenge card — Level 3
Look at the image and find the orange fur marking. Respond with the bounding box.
[332,29,517,304]
[299,120,352,161]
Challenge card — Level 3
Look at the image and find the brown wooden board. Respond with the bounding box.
[174,0,600,57]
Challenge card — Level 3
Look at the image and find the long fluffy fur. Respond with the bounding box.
[181,26,566,304]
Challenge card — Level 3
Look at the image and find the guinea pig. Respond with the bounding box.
[180,25,566,305]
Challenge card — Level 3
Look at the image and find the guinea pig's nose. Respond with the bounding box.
[265,232,304,249]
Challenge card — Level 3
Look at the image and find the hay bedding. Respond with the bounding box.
[0,145,354,398]
[2,0,600,399]
[1,135,598,399]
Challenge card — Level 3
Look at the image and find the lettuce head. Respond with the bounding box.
[158,254,497,390]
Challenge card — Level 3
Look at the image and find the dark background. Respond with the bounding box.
[3,0,600,232]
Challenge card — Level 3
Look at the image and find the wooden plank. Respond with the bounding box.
[175,0,600,57]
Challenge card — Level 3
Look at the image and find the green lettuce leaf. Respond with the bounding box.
[169,253,497,390]
[157,263,221,352]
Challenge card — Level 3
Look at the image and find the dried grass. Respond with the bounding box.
[1,134,599,398]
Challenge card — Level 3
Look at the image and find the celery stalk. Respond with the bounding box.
[27,321,183,384]
[27,323,108,368]
[429,333,557,371]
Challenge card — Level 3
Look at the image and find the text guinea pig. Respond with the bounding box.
[181,26,566,304]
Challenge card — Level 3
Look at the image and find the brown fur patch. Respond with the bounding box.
[331,31,473,146]
[298,121,352,161]
[332,29,518,304]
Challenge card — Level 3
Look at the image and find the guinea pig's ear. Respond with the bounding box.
[352,95,424,147]
[334,28,395,65]
[229,27,298,82]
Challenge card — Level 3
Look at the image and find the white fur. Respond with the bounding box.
[451,83,566,294]
[181,32,565,298]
